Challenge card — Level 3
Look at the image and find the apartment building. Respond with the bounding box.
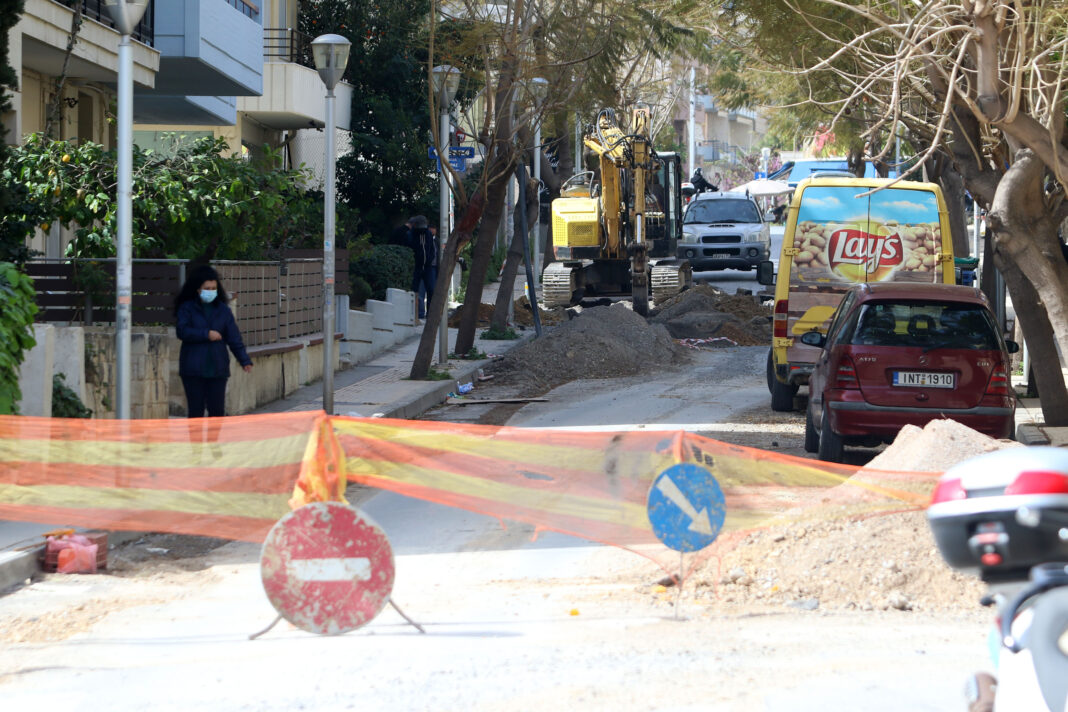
[672,93,770,170]
[5,0,352,256]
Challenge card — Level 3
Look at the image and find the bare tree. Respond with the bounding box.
[717,0,1068,422]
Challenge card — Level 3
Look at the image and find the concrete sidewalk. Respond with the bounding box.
[0,280,537,591]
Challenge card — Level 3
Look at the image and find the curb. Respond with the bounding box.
[380,333,536,420]
[1,530,154,595]
[1016,423,1051,446]
[0,549,39,593]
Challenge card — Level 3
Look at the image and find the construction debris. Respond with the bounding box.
[649,285,772,344]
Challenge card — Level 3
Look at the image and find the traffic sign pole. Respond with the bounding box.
[647,463,726,620]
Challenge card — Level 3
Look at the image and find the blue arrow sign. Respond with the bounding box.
[647,464,726,552]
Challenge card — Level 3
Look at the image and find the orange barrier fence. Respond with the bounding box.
[0,413,939,560]
[0,413,328,541]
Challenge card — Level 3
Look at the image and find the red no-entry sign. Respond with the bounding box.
[260,502,395,635]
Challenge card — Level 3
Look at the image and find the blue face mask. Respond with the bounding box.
[200,289,217,304]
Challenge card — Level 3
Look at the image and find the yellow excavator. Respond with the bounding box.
[543,106,691,315]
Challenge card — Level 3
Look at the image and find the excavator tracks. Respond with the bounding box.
[543,262,579,308]
[650,260,693,305]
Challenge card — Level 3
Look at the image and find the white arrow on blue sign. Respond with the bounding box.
[646,463,726,552]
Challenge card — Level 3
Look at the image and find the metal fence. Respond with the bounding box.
[24,252,348,348]
[61,0,155,45]
[263,27,313,68]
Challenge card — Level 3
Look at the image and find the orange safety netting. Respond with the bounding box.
[0,413,939,561]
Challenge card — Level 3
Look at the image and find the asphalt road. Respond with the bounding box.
[0,331,989,712]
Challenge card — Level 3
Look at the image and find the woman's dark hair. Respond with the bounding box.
[173,263,229,315]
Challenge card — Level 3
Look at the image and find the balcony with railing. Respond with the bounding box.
[59,0,155,45]
[237,26,352,131]
[263,27,313,68]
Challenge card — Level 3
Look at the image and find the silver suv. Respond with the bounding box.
[677,192,771,271]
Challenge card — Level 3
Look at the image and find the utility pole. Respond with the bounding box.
[688,66,696,177]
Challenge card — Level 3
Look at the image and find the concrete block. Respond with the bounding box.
[343,310,375,364]
[52,326,86,403]
[366,299,393,330]
[282,349,301,398]
[17,324,55,416]
[386,288,417,327]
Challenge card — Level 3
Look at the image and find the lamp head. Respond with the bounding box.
[432,65,462,106]
[311,34,352,90]
[104,0,149,36]
[529,77,549,105]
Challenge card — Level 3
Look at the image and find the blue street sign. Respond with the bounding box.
[754,171,768,179]
[429,146,475,159]
[647,464,726,552]
[432,156,466,173]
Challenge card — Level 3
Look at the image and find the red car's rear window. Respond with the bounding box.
[844,301,1000,350]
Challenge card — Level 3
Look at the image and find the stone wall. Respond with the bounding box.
[21,288,420,418]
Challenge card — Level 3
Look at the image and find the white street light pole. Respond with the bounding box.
[432,65,461,366]
[311,33,351,416]
[529,78,548,284]
[104,0,149,420]
[688,66,696,177]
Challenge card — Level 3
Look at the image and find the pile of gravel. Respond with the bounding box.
[650,285,772,343]
[488,302,689,392]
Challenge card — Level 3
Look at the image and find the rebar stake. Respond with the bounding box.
[390,598,426,634]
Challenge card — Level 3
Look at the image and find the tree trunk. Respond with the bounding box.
[453,159,514,355]
[936,167,970,258]
[988,149,1068,424]
[491,168,538,331]
[409,192,485,379]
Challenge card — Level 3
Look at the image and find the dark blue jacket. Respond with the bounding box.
[409,227,438,270]
[176,299,252,379]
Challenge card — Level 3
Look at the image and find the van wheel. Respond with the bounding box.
[765,350,775,393]
[804,406,819,453]
[818,412,844,462]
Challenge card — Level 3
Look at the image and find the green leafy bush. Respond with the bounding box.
[0,262,38,414]
[350,276,373,306]
[349,244,414,304]
[52,374,92,418]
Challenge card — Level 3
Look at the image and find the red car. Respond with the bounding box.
[803,283,1019,462]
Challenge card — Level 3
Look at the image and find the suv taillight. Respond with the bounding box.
[832,355,859,390]
[985,367,1010,396]
[773,300,788,338]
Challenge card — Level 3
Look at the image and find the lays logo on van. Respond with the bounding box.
[827,226,904,282]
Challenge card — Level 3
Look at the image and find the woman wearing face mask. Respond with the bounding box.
[173,264,253,417]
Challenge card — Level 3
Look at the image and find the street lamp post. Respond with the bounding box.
[529,77,548,282]
[104,0,149,420]
[311,33,351,416]
[431,65,461,366]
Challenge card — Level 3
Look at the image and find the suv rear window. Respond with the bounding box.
[845,301,1000,349]
[684,199,761,224]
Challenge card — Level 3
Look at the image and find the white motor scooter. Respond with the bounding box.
[928,447,1068,712]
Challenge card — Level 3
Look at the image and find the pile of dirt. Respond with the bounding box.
[448,296,564,329]
[487,302,689,392]
[650,285,772,344]
[696,420,1021,613]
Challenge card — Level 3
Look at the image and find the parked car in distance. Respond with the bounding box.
[677,192,771,272]
[803,282,1018,463]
